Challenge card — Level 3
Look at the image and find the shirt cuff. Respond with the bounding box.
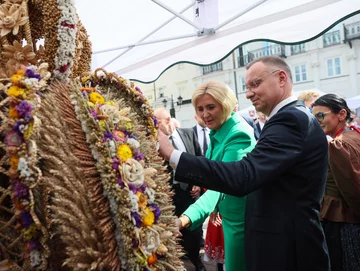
[169,149,182,170]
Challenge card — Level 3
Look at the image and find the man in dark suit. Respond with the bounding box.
[154,108,206,271]
[157,56,330,271]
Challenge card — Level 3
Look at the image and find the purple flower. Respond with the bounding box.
[116,176,125,188]
[90,108,98,120]
[133,149,145,161]
[23,114,33,123]
[131,212,142,227]
[16,101,32,117]
[132,238,139,248]
[138,183,147,193]
[112,158,119,171]
[28,239,42,250]
[103,132,113,142]
[25,69,41,80]
[152,115,158,127]
[21,211,32,228]
[135,86,143,94]
[148,203,161,222]
[128,183,137,193]
[14,182,29,198]
[13,121,22,134]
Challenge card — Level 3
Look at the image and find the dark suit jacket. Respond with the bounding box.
[242,115,260,140]
[175,101,330,271]
[171,128,202,216]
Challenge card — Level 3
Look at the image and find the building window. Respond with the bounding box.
[240,77,246,92]
[294,64,307,82]
[327,57,341,77]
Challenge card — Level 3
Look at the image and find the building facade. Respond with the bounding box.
[135,14,360,128]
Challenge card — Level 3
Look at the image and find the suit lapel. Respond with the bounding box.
[176,128,192,153]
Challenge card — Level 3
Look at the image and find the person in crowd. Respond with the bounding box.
[297,90,320,108]
[254,111,267,136]
[312,94,360,271]
[193,115,210,156]
[154,108,206,271]
[178,81,255,271]
[157,56,330,271]
[234,100,259,140]
[354,117,360,129]
[171,117,181,128]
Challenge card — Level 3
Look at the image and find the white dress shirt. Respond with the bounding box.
[196,124,210,155]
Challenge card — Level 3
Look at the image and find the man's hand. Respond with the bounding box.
[157,130,175,161]
[190,185,201,199]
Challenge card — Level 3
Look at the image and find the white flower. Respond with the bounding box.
[119,158,144,187]
[127,138,140,149]
[30,250,41,267]
[144,187,155,204]
[129,191,139,212]
[108,140,116,157]
[141,228,161,256]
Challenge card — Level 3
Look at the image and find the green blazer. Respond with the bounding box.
[184,112,256,271]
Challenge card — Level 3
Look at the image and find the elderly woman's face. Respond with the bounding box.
[196,94,225,131]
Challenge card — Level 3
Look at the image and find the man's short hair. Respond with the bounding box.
[246,56,293,82]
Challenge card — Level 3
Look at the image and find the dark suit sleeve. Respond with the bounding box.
[175,112,305,197]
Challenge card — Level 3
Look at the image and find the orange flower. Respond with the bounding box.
[8,107,19,118]
[147,253,157,265]
[9,155,19,169]
[137,192,147,209]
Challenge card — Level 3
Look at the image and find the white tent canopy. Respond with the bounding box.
[75,0,360,82]
[347,95,360,110]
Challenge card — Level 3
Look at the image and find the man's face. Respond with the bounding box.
[245,62,285,116]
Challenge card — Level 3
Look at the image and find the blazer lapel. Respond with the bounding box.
[176,129,192,153]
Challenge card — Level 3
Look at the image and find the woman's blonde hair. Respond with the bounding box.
[192,81,237,119]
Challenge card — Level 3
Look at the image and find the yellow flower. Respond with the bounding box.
[142,207,155,226]
[81,75,91,84]
[22,224,37,240]
[99,120,106,131]
[137,192,147,209]
[10,73,22,85]
[87,101,95,108]
[23,121,34,139]
[7,85,24,97]
[8,107,19,118]
[9,155,19,169]
[105,101,116,106]
[124,122,132,130]
[117,144,132,162]
[89,92,104,104]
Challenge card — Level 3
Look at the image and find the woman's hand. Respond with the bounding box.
[210,212,222,227]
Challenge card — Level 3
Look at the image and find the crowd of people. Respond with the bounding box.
[156,56,360,271]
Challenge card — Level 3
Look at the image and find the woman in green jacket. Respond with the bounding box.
[178,81,256,271]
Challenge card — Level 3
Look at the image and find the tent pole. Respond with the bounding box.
[214,0,267,31]
[151,0,202,30]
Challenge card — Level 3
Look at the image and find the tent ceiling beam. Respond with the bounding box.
[98,1,197,68]
[151,0,201,30]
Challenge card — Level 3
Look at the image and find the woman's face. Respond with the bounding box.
[196,94,225,131]
[312,105,344,136]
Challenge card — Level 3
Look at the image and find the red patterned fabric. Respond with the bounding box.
[204,217,225,263]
